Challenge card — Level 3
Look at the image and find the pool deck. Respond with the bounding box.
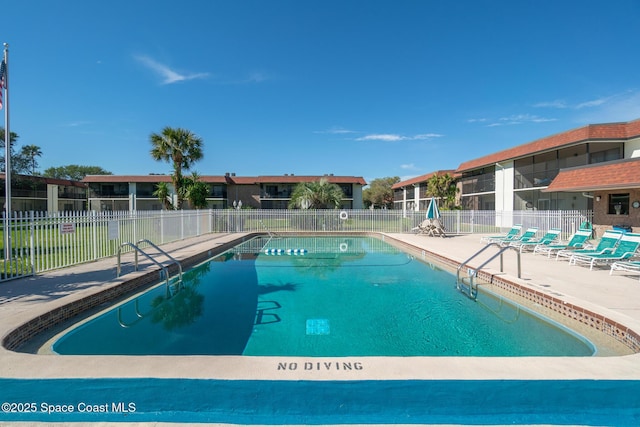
[1,231,640,385]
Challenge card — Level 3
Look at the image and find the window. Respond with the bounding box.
[590,143,623,164]
[460,167,495,194]
[558,146,588,169]
[608,193,629,215]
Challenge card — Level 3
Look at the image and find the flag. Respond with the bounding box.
[0,59,5,109]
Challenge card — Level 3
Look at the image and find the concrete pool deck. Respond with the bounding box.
[1,231,640,385]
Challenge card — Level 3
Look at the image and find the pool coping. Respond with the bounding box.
[1,232,640,381]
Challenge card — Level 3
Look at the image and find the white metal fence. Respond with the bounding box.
[0,209,593,282]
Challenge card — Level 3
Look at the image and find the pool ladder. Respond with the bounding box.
[456,242,521,300]
[116,239,183,290]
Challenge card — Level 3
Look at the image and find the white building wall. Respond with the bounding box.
[494,161,514,212]
[626,135,640,158]
[494,161,515,228]
[129,182,136,211]
[47,184,59,212]
[402,188,407,214]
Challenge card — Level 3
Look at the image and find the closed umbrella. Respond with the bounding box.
[426,197,440,219]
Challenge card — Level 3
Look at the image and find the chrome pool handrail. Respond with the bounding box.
[456,243,521,300]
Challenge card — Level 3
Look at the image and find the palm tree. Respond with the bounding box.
[288,178,345,209]
[150,127,203,209]
[426,172,459,210]
[182,172,209,209]
[20,145,42,175]
[153,182,174,210]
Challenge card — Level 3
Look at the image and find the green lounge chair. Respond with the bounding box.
[498,227,538,246]
[510,228,561,253]
[481,225,522,243]
[570,233,640,270]
[533,228,592,258]
[610,260,640,281]
[556,229,623,261]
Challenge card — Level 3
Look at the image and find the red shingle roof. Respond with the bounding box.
[456,119,640,172]
[83,175,171,183]
[392,170,456,189]
[544,158,640,192]
[82,174,366,185]
[251,175,367,185]
[0,173,87,187]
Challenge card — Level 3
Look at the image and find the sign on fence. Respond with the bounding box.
[59,223,76,234]
[108,220,119,240]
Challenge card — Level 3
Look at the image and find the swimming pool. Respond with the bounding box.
[3,377,640,424]
[51,236,593,357]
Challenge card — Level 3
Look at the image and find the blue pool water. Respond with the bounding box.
[1,378,640,424]
[52,236,593,356]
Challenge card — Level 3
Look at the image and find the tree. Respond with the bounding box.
[363,176,399,209]
[426,172,459,210]
[0,127,22,173]
[0,129,43,175]
[19,145,42,175]
[150,127,203,210]
[153,181,174,210]
[43,165,112,181]
[182,172,209,209]
[288,178,345,209]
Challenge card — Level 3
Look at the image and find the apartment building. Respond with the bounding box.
[82,173,366,211]
[0,174,87,212]
[396,118,640,228]
[392,170,456,212]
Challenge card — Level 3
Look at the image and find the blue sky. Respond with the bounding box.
[3,0,640,184]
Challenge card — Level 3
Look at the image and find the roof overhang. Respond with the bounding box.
[543,157,640,192]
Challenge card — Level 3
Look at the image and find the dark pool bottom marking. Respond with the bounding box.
[277,361,364,371]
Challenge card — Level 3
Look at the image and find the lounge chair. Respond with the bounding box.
[570,233,640,270]
[509,228,561,253]
[533,228,593,258]
[610,260,640,280]
[481,225,522,243]
[497,227,538,246]
[556,230,623,261]
[411,220,431,234]
[427,218,447,238]
[412,219,447,237]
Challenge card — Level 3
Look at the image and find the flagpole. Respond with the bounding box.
[3,43,10,263]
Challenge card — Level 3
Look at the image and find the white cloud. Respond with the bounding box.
[533,100,568,109]
[134,55,209,85]
[413,133,444,140]
[62,121,92,127]
[316,127,358,135]
[574,90,640,123]
[534,96,612,110]
[487,114,557,127]
[357,133,405,141]
[356,133,443,142]
[575,97,610,109]
[400,163,418,170]
[467,118,487,123]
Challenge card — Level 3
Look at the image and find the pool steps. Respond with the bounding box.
[456,243,521,300]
